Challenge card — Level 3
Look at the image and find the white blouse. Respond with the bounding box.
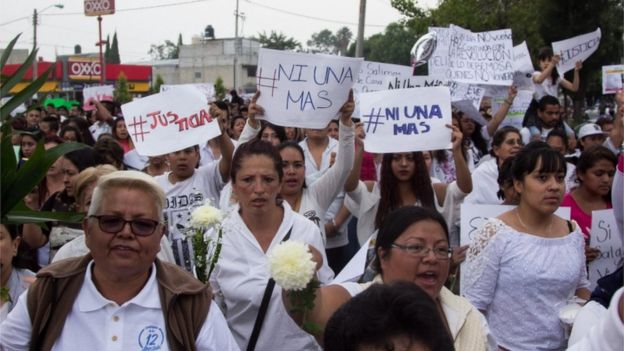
[463,218,590,351]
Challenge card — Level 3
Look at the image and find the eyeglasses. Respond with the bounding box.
[391,243,452,260]
[89,215,161,236]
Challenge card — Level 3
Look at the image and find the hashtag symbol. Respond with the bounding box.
[362,107,384,134]
[256,67,278,97]
[127,115,150,142]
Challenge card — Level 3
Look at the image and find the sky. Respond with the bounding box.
[0,0,438,63]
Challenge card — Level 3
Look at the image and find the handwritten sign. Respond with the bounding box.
[588,209,622,290]
[460,204,571,295]
[120,86,220,156]
[359,87,452,153]
[382,74,447,90]
[491,90,534,130]
[161,83,216,102]
[513,41,535,90]
[82,85,114,111]
[256,48,362,128]
[428,27,452,80]
[602,65,624,95]
[429,25,514,86]
[552,28,601,75]
[354,61,413,93]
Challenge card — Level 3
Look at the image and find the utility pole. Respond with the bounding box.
[32,9,38,82]
[355,0,366,58]
[233,0,240,91]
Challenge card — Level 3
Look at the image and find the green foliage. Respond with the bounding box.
[214,77,226,100]
[148,39,179,60]
[1,34,87,225]
[364,23,419,65]
[109,32,121,64]
[307,27,353,55]
[114,72,132,104]
[152,74,165,94]
[255,31,301,50]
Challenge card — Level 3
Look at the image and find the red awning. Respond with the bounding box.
[1,61,63,80]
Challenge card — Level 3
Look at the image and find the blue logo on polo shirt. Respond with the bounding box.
[138,325,164,351]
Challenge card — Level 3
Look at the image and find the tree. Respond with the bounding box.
[214,77,226,100]
[334,27,353,55]
[255,31,301,50]
[148,40,179,60]
[104,34,111,63]
[109,32,121,64]
[114,72,132,104]
[307,27,354,55]
[361,22,419,65]
[152,74,165,95]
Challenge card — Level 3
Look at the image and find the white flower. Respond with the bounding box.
[190,205,222,228]
[268,241,316,291]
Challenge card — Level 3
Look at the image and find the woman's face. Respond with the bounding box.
[20,135,37,158]
[231,118,245,139]
[546,136,566,156]
[62,130,78,142]
[261,126,281,146]
[327,122,339,140]
[514,159,565,215]
[0,225,19,277]
[460,116,475,136]
[539,57,552,71]
[493,132,522,163]
[285,127,297,141]
[233,154,282,216]
[391,153,416,182]
[62,157,80,197]
[280,147,305,196]
[115,121,129,140]
[379,219,450,300]
[423,151,433,173]
[45,142,62,176]
[578,159,615,197]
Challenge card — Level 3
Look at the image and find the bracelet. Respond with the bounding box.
[504,99,513,105]
[331,219,338,227]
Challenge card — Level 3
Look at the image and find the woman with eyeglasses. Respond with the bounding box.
[464,142,591,351]
[465,126,524,205]
[281,206,496,350]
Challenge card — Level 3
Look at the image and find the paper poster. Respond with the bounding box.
[588,209,622,290]
[513,41,535,90]
[161,83,216,102]
[602,65,624,95]
[352,61,413,118]
[552,28,601,75]
[255,48,362,128]
[491,90,534,130]
[82,85,114,111]
[120,86,221,156]
[359,87,452,153]
[331,237,373,284]
[382,74,447,91]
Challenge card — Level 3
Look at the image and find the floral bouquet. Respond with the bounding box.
[188,203,224,283]
[268,241,321,335]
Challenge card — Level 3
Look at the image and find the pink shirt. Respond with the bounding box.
[561,193,612,242]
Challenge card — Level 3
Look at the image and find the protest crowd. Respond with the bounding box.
[2,24,624,351]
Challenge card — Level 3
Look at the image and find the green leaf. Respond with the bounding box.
[0,48,39,99]
[5,209,85,224]
[0,65,54,122]
[0,127,18,200]
[1,142,86,219]
[0,34,21,69]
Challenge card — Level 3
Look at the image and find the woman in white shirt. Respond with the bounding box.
[210,139,333,351]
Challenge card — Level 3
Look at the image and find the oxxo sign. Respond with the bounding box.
[84,0,115,16]
[68,60,102,81]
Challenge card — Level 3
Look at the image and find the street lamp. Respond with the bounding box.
[32,3,64,81]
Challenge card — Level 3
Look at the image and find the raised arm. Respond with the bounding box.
[486,85,518,137]
[560,61,582,92]
[237,91,263,146]
[213,104,235,182]
[532,54,559,84]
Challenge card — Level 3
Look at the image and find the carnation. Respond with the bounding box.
[268,241,316,291]
[190,205,222,228]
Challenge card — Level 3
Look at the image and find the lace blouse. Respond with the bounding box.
[463,218,590,351]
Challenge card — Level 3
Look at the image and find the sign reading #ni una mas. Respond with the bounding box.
[359,86,452,153]
[121,86,221,157]
[255,48,363,129]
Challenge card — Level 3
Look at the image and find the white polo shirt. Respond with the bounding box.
[0,261,239,351]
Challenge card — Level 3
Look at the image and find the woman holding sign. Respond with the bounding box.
[464,142,591,351]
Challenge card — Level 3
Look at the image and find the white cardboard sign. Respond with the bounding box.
[256,48,362,128]
[161,83,216,102]
[512,41,535,90]
[82,85,114,111]
[552,28,602,75]
[492,89,534,130]
[602,65,624,95]
[120,86,221,156]
[359,87,452,153]
[588,209,622,290]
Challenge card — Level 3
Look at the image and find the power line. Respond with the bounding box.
[44,0,217,16]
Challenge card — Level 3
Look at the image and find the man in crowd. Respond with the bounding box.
[0,171,238,350]
[520,95,570,144]
[25,107,42,129]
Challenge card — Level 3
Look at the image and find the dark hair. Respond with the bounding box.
[497,156,515,200]
[538,95,560,112]
[41,116,59,132]
[259,122,287,144]
[112,117,128,140]
[463,114,488,156]
[231,139,283,183]
[490,126,521,158]
[59,125,84,143]
[43,135,65,145]
[93,138,125,169]
[576,145,617,199]
[537,47,559,85]
[277,141,307,188]
[324,282,455,351]
[0,224,38,271]
[374,206,448,274]
[229,115,246,131]
[546,128,569,152]
[511,141,566,183]
[67,117,96,146]
[64,147,96,172]
[595,117,614,129]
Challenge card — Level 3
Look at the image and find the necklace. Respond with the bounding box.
[515,210,553,235]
